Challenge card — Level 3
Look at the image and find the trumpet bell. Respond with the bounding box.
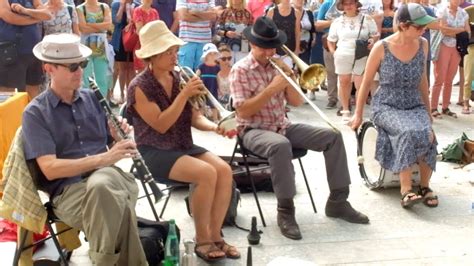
[300,63,327,92]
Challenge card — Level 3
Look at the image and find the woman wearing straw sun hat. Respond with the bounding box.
[126,20,240,263]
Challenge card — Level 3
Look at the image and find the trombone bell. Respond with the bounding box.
[281,45,327,91]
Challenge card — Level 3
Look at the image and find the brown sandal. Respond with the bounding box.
[400,190,422,208]
[215,240,241,259]
[194,242,225,263]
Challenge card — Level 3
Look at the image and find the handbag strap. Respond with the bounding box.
[352,15,366,69]
[356,15,365,39]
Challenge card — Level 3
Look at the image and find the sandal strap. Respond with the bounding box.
[442,108,456,116]
[195,242,224,256]
[418,187,433,197]
[401,189,418,200]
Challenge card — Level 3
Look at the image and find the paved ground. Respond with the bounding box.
[64,85,474,266]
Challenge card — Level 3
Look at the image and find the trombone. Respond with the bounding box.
[268,45,339,133]
[177,65,237,137]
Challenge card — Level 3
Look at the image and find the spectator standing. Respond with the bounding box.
[310,0,325,67]
[133,0,159,72]
[176,0,217,71]
[461,4,473,114]
[217,45,232,107]
[246,0,272,22]
[430,0,470,118]
[380,0,395,39]
[315,0,340,109]
[152,0,178,32]
[111,0,136,103]
[216,0,254,63]
[327,0,379,122]
[77,0,113,99]
[267,0,302,61]
[456,0,472,106]
[196,43,221,122]
[0,0,52,99]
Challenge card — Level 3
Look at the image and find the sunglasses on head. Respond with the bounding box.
[220,56,232,61]
[55,60,89,72]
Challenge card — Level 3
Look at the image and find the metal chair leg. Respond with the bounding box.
[298,158,317,213]
[13,228,29,266]
[142,181,160,221]
[242,151,266,227]
[46,222,69,266]
[159,189,172,218]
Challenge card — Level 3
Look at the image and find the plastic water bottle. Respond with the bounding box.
[181,239,197,266]
[165,219,180,265]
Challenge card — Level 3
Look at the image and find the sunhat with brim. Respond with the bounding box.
[33,33,92,64]
[398,3,437,26]
[243,16,287,49]
[201,43,219,61]
[135,20,185,59]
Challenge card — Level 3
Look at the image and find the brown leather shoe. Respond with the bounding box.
[325,199,369,224]
[277,199,302,240]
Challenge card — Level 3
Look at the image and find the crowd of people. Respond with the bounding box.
[1,0,473,265]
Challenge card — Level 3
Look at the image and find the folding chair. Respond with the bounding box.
[119,103,189,220]
[12,158,80,266]
[229,135,317,227]
[13,202,74,266]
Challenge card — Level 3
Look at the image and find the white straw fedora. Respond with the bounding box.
[135,20,185,59]
[33,33,92,64]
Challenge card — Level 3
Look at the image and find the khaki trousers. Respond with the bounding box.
[53,166,147,266]
[463,45,474,101]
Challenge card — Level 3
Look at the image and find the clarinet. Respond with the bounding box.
[88,77,163,203]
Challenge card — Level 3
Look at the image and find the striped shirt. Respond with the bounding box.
[176,0,215,43]
[230,53,290,134]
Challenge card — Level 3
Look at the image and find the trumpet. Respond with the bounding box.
[268,45,339,132]
[177,65,238,137]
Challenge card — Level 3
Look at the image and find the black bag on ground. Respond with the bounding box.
[0,41,18,66]
[232,165,274,193]
[137,217,181,266]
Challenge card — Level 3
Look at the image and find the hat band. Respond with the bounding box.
[41,53,84,60]
[251,28,280,41]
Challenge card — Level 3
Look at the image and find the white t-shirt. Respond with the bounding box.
[327,13,378,55]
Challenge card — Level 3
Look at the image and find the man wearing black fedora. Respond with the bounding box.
[229,16,369,240]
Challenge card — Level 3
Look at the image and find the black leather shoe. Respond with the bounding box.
[277,207,302,240]
[325,200,369,224]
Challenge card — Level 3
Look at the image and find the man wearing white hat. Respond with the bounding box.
[23,33,147,266]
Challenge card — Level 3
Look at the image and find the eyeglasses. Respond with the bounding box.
[220,56,232,61]
[55,60,89,72]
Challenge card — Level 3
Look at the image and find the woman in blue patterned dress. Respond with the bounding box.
[350,3,439,208]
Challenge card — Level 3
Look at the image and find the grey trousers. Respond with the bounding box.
[52,166,147,266]
[323,48,338,104]
[242,124,351,199]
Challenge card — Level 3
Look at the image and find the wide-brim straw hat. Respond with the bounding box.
[243,16,287,49]
[33,33,92,64]
[135,20,185,59]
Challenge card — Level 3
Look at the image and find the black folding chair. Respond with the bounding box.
[229,135,317,227]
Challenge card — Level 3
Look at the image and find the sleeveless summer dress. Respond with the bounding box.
[371,39,437,173]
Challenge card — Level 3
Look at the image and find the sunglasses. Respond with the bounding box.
[220,56,232,61]
[55,60,89,72]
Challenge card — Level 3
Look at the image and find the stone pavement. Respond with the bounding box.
[68,88,474,265]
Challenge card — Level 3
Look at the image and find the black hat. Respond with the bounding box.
[243,16,287,49]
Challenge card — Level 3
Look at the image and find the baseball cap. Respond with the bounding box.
[397,3,436,26]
